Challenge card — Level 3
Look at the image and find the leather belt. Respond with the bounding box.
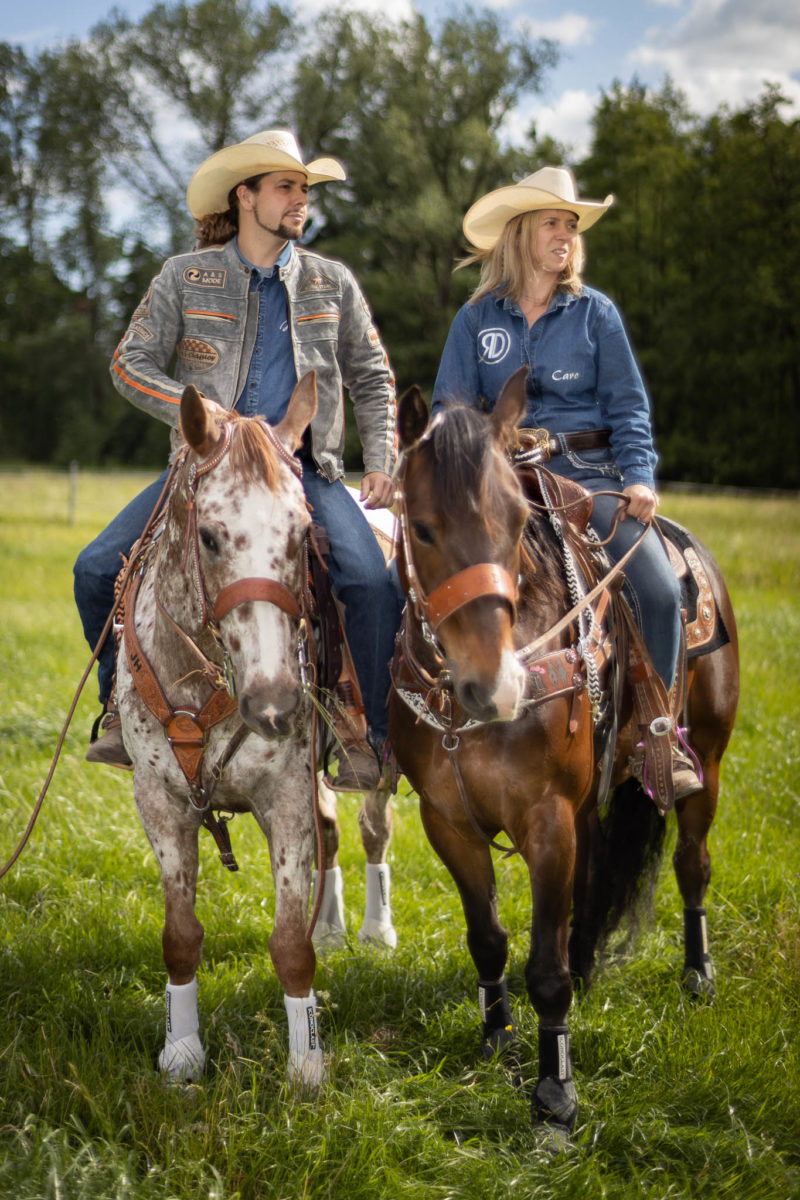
[518,427,611,462]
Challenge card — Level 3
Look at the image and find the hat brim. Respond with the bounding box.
[463,184,614,250]
[186,146,346,218]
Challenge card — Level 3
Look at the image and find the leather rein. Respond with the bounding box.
[392,436,649,856]
[124,420,322,896]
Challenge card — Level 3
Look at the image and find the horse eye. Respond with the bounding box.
[199,528,219,553]
[411,520,435,546]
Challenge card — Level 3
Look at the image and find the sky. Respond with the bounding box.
[4,0,799,157]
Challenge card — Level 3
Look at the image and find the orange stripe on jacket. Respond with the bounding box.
[112,351,181,405]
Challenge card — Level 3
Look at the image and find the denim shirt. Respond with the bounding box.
[234,240,296,425]
[432,286,657,488]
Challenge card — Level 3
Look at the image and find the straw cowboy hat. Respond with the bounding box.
[186,128,347,218]
[463,166,615,250]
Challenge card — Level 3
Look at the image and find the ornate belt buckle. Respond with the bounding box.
[517,427,552,463]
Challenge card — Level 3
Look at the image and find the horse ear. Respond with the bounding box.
[180,385,220,457]
[274,370,318,451]
[398,386,429,450]
[490,366,528,451]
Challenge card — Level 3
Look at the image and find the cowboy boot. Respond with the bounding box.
[86,701,133,769]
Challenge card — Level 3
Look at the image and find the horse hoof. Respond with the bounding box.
[358,919,398,950]
[312,922,348,956]
[288,1049,327,1092]
[532,1076,577,1135]
[158,1033,205,1083]
[682,964,716,1001]
[532,1121,574,1155]
[481,1027,523,1088]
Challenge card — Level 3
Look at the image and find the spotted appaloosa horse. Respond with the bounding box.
[116,375,325,1087]
[389,371,739,1138]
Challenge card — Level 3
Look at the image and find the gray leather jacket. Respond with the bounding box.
[110,239,396,480]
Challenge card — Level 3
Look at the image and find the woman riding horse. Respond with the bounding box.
[432,165,699,802]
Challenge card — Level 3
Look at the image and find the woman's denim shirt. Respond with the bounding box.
[432,286,657,489]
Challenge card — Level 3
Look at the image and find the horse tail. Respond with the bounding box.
[572,779,666,989]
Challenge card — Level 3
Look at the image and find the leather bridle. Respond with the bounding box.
[393,445,519,657]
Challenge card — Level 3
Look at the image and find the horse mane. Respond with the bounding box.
[427,404,567,610]
[225,411,281,490]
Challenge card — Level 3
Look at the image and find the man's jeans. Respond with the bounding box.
[73,466,404,743]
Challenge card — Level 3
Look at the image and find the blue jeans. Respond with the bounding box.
[73,466,404,742]
[549,453,682,690]
[301,467,404,743]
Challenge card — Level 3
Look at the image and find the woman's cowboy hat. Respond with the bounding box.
[463,166,614,250]
[186,129,346,218]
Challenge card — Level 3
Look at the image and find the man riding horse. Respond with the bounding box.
[74,129,403,792]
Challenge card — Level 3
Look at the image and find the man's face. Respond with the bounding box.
[241,171,309,242]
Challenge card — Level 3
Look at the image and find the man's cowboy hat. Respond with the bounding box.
[463,166,615,250]
[186,129,346,218]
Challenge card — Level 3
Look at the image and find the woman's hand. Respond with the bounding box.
[618,483,658,523]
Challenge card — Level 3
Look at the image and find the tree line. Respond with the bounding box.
[1,1,798,488]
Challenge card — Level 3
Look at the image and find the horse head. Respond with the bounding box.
[172,373,317,739]
[396,367,530,722]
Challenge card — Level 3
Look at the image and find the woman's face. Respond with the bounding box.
[534,209,579,275]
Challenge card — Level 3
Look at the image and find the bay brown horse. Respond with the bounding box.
[388,370,739,1137]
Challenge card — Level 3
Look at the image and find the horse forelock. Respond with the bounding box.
[426,405,519,545]
[227,414,281,490]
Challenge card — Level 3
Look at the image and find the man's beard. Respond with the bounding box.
[253,210,304,241]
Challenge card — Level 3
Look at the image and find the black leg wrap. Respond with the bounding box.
[682,907,715,999]
[532,1025,577,1132]
[478,977,515,1059]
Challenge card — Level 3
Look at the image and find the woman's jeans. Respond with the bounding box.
[547,455,682,690]
[73,466,404,744]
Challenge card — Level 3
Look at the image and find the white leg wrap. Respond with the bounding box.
[311,866,347,952]
[283,991,326,1089]
[358,862,397,950]
[158,978,205,1083]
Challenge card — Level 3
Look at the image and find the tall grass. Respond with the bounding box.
[0,469,798,1199]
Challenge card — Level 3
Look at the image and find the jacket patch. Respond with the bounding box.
[132,286,152,322]
[183,266,228,289]
[297,270,337,294]
[131,321,154,342]
[177,337,220,372]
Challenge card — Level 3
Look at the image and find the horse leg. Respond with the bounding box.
[358,778,397,949]
[135,786,206,1083]
[673,759,719,998]
[419,800,514,1058]
[312,774,347,953]
[523,797,578,1136]
[257,791,325,1088]
[569,801,603,992]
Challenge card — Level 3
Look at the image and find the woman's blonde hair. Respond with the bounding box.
[462,210,585,305]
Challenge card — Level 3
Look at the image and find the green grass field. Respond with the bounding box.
[0,468,798,1199]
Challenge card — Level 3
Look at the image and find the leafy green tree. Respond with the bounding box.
[288,8,558,402]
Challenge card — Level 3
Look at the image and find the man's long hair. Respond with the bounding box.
[194,174,267,248]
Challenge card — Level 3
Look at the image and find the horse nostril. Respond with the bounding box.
[458,679,497,722]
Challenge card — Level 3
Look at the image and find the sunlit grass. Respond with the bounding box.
[0,470,798,1199]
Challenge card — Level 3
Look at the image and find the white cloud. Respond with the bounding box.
[296,0,415,17]
[632,0,800,114]
[503,88,598,158]
[520,14,596,48]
